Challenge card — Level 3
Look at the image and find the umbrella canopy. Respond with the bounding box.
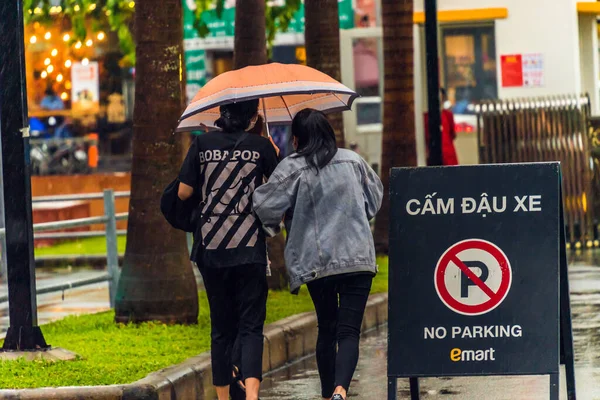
[177,63,358,132]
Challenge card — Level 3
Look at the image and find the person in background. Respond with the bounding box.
[424,87,459,166]
[40,88,65,111]
[253,109,383,400]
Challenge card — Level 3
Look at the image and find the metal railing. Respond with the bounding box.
[0,189,130,307]
[477,95,598,246]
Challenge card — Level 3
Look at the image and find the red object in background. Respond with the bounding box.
[501,54,523,87]
[424,109,459,166]
[455,122,474,133]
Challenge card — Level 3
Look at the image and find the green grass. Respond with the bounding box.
[34,236,127,258]
[0,258,389,389]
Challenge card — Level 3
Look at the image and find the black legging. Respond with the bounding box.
[307,272,374,398]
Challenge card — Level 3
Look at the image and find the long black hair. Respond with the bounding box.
[291,109,338,171]
[215,99,259,133]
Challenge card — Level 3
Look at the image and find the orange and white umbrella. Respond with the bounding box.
[177,63,358,132]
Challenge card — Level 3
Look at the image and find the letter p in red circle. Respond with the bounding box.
[435,239,512,316]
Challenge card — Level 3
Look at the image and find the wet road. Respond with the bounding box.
[261,251,600,400]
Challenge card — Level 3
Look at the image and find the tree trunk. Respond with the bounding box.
[234,0,267,68]
[115,0,199,324]
[304,0,345,147]
[374,0,417,254]
[234,0,288,289]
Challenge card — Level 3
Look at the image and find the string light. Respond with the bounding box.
[65,60,72,68]
[44,58,51,66]
[34,7,42,14]
[63,33,70,42]
[51,49,58,57]
[47,65,54,73]
[86,39,93,47]
[41,71,48,79]
[105,10,112,16]
[44,32,51,40]
[75,41,82,49]
[89,3,97,11]
[129,1,135,8]
[82,58,90,66]
[29,36,37,44]
[97,32,105,41]
[65,81,72,90]
[57,74,64,83]
[61,92,68,101]
[74,5,80,11]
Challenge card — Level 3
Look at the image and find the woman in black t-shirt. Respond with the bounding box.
[178,99,278,400]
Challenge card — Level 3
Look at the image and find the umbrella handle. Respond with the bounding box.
[261,98,271,138]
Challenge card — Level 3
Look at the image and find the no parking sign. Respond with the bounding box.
[387,163,576,400]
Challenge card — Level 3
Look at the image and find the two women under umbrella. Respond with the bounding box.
[169,63,383,400]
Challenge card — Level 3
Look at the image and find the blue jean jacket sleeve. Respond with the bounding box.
[361,158,384,220]
[253,174,293,228]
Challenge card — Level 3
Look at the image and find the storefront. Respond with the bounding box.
[341,0,600,167]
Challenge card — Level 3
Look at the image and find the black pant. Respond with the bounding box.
[199,263,268,387]
[307,272,374,398]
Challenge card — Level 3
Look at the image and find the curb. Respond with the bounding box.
[0,293,388,400]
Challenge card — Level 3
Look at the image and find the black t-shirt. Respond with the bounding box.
[179,131,279,268]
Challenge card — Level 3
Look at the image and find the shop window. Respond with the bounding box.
[442,26,498,115]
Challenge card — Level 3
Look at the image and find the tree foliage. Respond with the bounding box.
[24,0,302,66]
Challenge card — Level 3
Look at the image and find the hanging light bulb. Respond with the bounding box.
[65,59,72,68]
[41,71,48,79]
[61,92,68,100]
[44,32,51,40]
[65,81,72,90]
[129,1,135,8]
[44,58,51,66]
[89,3,97,11]
[63,33,70,42]
[75,41,82,49]
[51,49,58,57]
[82,58,90,66]
[97,32,105,41]
[56,74,64,83]
[34,7,42,14]
[29,36,37,44]
[74,5,80,11]
[86,39,93,47]
[47,65,54,73]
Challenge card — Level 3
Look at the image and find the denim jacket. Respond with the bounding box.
[253,149,383,293]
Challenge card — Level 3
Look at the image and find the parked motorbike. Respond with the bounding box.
[29,116,90,176]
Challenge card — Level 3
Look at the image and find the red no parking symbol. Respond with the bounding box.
[434,239,512,316]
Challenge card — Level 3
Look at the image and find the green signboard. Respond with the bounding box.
[182,0,356,103]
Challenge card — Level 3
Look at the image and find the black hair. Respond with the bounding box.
[291,109,338,172]
[215,99,259,133]
[45,87,56,97]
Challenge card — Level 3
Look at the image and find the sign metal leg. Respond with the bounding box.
[560,196,577,400]
[550,373,559,400]
[410,377,420,400]
[387,377,397,400]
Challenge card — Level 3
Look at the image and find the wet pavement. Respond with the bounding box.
[261,251,600,400]
[0,266,203,336]
[0,268,112,336]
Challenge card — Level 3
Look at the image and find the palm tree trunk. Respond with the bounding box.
[234,0,288,289]
[304,0,345,147]
[115,0,199,324]
[374,0,417,253]
[234,0,267,68]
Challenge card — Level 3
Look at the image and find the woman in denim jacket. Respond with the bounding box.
[253,109,383,400]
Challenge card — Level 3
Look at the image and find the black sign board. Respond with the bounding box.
[387,163,575,400]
